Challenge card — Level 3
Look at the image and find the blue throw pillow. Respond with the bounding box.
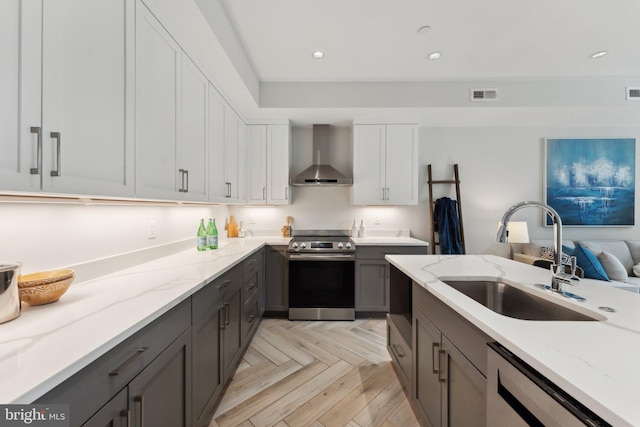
[573,244,610,281]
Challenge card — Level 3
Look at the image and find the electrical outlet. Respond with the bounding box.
[147,220,156,239]
[249,215,255,224]
[374,216,381,225]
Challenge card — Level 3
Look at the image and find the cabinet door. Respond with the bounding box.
[208,85,226,202]
[441,335,486,427]
[135,1,180,199]
[82,388,128,427]
[265,246,288,312]
[245,125,267,204]
[192,302,223,427]
[221,286,242,382]
[355,260,388,312]
[129,329,192,427]
[223,107,246,203]
[267,124,291,205]
[0,0,41,191]
[178,55,208,201]
[385,125,418,205]
[352,124,386,205]
[414,309,443,427]
[41,0,134,197]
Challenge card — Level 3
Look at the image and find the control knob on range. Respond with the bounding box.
[337,242,344,249]
[292,242,299,249]
[346,242,352,249]
[300,242,307,249]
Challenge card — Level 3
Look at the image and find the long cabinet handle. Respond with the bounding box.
[386,187,390,201]
[134,396,143,426]
[225,302,230,326]
[438,349,447,383]
[109,347,149,376]
[120,409,130,427]
[285,187,288,200]
[30,126,42,174]
[50,132,61,176]
[432,342,440,374]
[263,187,266,200]
[220,304,227,329]
[178,169,189,192]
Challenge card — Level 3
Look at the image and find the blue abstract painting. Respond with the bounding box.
[545,138,635,226]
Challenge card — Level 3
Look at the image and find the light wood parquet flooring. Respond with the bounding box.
[209,318,420,427]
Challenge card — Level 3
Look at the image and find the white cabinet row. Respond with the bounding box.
[352,124,418,206]
[0,0,290,204]
[246,125,291,205]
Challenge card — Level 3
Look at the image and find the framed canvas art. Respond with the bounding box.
[544,138,635,226]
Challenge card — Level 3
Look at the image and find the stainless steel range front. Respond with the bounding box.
[287,230,356,320]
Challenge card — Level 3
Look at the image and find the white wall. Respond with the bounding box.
[2,124,638,275]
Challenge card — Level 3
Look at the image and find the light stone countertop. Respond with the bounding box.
[385,254,640,427]
[0,234,427,404]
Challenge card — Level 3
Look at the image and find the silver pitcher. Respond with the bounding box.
[0,263,21,323]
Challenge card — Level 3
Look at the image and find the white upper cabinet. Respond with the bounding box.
[245,123,291,205]
[266,124,291,205]
[246,125,267,204]
[223,107,246,203]
[352,124,418,205]
[1,0,134,197]
[178,54,208,201]
[208,85,227,203]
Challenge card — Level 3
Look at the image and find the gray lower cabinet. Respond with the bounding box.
[411,282,490,427]
[356,245,427,313]
[36,299,192,427]
[265,245,288,314]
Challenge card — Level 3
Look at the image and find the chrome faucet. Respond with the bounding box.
[497,201,584,301]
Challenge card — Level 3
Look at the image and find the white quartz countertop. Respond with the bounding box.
[0,234,427,404]
[352,236,428,246]
[385,254,640,427]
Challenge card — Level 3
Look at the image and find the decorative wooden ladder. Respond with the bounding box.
[427,164,466,254]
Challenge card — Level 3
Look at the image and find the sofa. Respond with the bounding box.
[513,239,640,293]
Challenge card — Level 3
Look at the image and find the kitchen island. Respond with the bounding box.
[386,254,640,426]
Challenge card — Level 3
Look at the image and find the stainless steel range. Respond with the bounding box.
[287,230,356,320]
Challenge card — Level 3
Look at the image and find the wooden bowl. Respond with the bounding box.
[18,269,75,288]
[19,275,74,305]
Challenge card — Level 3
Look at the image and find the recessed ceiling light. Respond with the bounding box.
[590,50,608,59]
[313,51,324,59]
[428,51,441,60]
[417,25,432,34]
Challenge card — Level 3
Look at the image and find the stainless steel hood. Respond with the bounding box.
[290,124,353,186]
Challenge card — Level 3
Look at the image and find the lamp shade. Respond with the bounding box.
[506,221,530,244]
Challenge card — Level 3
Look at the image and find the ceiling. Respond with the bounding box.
[200,0,640,126]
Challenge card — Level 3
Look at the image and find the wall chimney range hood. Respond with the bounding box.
[290,124,353,186]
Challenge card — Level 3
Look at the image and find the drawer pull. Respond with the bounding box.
[50,132,61,176]
[134,395,144,426]
[248,314,256,323]
[248,283,256,290]
[218,279,231,289]
[392,344,404,358]
[109,347,149,376]
[438,349,447,383]
[432,342,440,374]
[30,126,42,174]
[120,409,130,427]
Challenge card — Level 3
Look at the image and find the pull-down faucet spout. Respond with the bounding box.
[497,201,566,290]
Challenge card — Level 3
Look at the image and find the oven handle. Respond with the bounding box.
[287,253,355,261]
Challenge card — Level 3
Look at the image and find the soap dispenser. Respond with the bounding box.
[358,219,366,238]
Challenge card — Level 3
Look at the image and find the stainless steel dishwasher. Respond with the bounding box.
[487,342,611,427]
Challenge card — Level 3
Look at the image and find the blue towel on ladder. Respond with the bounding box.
[434,197,463,254]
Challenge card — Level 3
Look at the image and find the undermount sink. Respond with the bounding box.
[442,279,601,321]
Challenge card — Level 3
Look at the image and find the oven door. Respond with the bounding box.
[287,253,355,320]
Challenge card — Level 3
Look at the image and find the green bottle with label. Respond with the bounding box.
[197,218,207,251]
[207,217,218,249]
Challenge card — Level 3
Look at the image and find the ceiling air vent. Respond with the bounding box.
[470,88,498,101]
[626,87,640,100]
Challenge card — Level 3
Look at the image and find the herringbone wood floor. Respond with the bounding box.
[209,318,420,427]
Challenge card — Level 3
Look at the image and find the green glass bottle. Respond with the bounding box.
[207,217,218,249]
[197,218,207,251]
